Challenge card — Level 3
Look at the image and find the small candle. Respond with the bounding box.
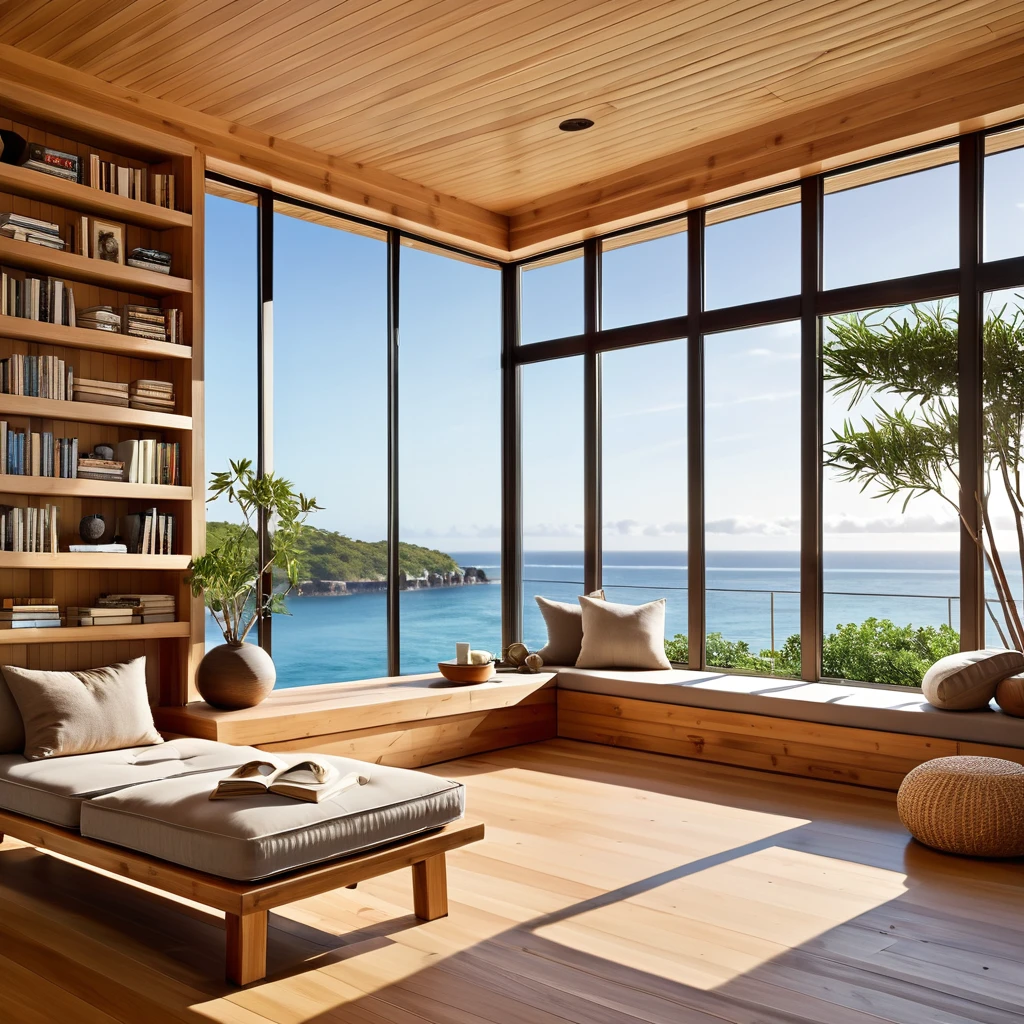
[456,642,471,665]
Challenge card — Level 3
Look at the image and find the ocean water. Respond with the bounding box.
[204,549,992,689]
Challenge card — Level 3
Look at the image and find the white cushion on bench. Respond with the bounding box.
[0,738,264,828]
[80,752,466,881]
[554,667,1024,747]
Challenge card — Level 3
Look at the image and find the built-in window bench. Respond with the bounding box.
[155,667,1024,790]
[153,672,558,768]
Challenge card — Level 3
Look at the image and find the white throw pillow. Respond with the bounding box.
[921,649,1024,710]
[3,657,163,760]
[535,590,605,666]
[0,670,24,753]
[576,595,672,670]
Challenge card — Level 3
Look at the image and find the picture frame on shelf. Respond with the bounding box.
[90,218,124,264]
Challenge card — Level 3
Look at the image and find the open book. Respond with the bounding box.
[210,759,368,803]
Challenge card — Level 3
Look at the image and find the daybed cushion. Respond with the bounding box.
[576,595,671,670]
[3,658,162,760]
[0,738,265,828]
[555,667,1024,748]
[81,752,466,881]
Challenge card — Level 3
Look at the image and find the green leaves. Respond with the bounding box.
[187,461,322,644]
[822,618,959,687]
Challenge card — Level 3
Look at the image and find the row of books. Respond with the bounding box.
[0,600,61,629]
[68,593,176,626]
[0,354,73,400]
[1,426,78,478]
[86,156,175,211]
[0,213,65,251]
[118,439,181,485]
[122,508,175,555]
[0,267,77,325]
[0,503,60,552]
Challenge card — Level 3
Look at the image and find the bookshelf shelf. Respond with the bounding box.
[0,476,191,501]
[0,236,192,296]
[0,553,190,569]
[0,620,190,645]
[0,162,191,230]
[0,315,191,361]
[0,393,191,430]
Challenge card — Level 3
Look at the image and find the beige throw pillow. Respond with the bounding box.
[576,595,672,670]
[3,657,163,760]
[0,670,24,753]
[921,648,1024,710]
[535,590,605,666]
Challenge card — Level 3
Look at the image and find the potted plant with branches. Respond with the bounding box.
[187,459,322,709]
[824,298,1024,653]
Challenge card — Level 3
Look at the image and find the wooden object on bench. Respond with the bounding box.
[154,672,557,767]
[558,689,1024,790]
[0,808,483,985]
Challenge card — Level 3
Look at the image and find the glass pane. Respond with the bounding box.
[602,342,687,661]
[704,322,800,674]
[399,242,501,673]
[824,147,958,289]
[521,250,583,344]
[984,127,1024,263]
[822,301,960,685]
[704,189,800,309]
[522,357,584,650]
[272,203,388,686]
[983,288,1024,648]
[601,223,686,329]
[204,189,258,652]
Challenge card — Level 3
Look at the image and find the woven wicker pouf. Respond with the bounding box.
[897,756,1024,858]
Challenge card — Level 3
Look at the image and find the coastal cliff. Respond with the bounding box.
[298,566,489,596]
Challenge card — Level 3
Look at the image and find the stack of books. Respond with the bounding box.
[0,213,65,251]
[0,599,61,630]
[0,504,60,552]
[151,173,175,210]
[66,604,133,627]
[73,378,128,407]
[129,379,174,412]
[115,439,180,485]
[76,455,124,483]
[0,133,81,182]
[1,425,78,478]
[78,305,121,333]
[123,305,165,342]
[122,507,175,555]
[89,155,146,200]
[96,593,175,624]
[0,268,77,325]
[0,354,72,399]
[127,248,171,275]
[68,541,127,553]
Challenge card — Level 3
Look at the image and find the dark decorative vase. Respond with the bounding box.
[79,513,106,543]
[196,642,276,710]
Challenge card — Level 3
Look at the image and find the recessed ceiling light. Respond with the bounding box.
[559,118,594,132]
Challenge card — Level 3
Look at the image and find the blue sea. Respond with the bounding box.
[203,550,996,689]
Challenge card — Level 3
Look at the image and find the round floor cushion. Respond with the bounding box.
[898,756,1024,857]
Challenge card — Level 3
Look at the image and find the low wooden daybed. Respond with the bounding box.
[0,740,483,985]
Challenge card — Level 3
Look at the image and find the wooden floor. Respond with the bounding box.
[2,740,1023,1023]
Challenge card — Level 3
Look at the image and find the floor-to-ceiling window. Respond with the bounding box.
[398,241,501,671]
[204,183,258,652]
[271,202,389,685]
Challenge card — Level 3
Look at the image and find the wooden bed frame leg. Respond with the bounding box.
[412,852,448,921]
[225,910,268,986]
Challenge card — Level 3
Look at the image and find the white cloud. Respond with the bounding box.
[523,522,583,538]
[706,516,798,536]
[605,519,642,536]
[824,514,957,534]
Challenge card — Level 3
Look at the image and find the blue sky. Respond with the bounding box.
[205,140,1024,555]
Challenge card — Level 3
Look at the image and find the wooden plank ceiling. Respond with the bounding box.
[4,0,1024,214]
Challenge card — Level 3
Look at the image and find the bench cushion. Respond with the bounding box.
[80,753,466,881]
[0,738,264,828]
[554,667,1024,748]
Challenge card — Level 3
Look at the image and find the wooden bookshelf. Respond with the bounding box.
[0,621,190,645]
[0,393,191,430]
[0,162,192,230]
[0,236,192,295]
[0,476,191,501]
[0,99,203,707]
[0,315,191,360]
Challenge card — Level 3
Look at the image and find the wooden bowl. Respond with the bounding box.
[437,659,495,685]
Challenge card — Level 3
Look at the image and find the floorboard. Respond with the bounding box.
[1,738,1022,1024]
